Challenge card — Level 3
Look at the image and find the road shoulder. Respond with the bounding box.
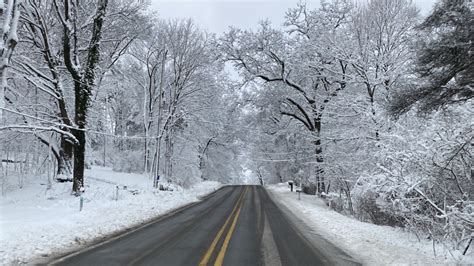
[0,169,223,265]
[266,183,462,265]
[264,186,359,266]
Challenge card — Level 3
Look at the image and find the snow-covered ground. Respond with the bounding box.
[267,183,474,265]
[0,167,221,265]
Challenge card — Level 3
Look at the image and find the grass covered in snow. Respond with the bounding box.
[0,166,221,265]
[267,183,474,265]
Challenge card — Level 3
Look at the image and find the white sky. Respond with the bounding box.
[149,0,438,34]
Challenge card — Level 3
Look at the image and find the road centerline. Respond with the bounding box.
[214,187,248,266]
[125,187,238,266]
[46,186,360,266]
[198,187,247,266]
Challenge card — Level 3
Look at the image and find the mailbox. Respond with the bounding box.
[288,181,294,192]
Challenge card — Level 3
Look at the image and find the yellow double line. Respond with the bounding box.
[199,187,248,266]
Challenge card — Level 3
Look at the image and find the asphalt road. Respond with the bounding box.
[50,186,359,266]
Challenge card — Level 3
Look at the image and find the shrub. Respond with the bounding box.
[355,189,406,227]
[112,150,143,173]
[302,182,317,195]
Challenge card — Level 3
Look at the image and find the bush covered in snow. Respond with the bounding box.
[112,150,144,173]
[346,107,473,252]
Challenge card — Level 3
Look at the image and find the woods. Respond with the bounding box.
[1,0,243,193]
[0,0,472,257]
[220,0,472,252]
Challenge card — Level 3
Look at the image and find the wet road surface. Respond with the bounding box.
[50,186,359,266]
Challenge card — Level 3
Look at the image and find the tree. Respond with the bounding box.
[390,0,473,115]
[4,0,147,182]
[221,8,350,192]
[104,19,239,186]
[127,26,167,176]
[0,0,20,124]
[195,82,245,183]
[16,0,76,179]
[349,0,419,138]
[52,0,109,193]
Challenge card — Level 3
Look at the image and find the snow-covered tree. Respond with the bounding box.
[0,0,20,123]
[391,0,473,115]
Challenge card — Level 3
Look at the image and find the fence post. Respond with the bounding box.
[79,196,84,211]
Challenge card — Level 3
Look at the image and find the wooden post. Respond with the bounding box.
[103,134,106,167]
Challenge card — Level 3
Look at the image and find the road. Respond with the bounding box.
[50,186,359,266]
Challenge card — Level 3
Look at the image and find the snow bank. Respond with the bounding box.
[0,167,221,265]
[267,183,474,265]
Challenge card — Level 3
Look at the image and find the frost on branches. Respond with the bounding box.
[0,0,472,259]
[220,0,473,256]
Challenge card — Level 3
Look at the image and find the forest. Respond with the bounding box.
[1,0,472,254]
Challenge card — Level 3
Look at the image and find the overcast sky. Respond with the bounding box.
[149,0,438,34]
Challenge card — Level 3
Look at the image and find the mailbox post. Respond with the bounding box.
[296,189,302,200]
[154,175,160,188]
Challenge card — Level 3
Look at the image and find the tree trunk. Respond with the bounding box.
[164,134,172,179]
[314,117,325,194]
[144,136,148,173]
[314,137,325,193]
[366,83,380,141]
[56,154,71,179]
[35,133,71,181]
[199,137,214,181]
[57,137,73,180]
[0,0,20,123]
[72,78,88,193]
[72,128,86,193]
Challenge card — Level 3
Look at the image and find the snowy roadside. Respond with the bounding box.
[0,166,221,265]
[267,183,474,265]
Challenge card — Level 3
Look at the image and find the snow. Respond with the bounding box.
[267,183,474,265]
[0,166,221,265]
